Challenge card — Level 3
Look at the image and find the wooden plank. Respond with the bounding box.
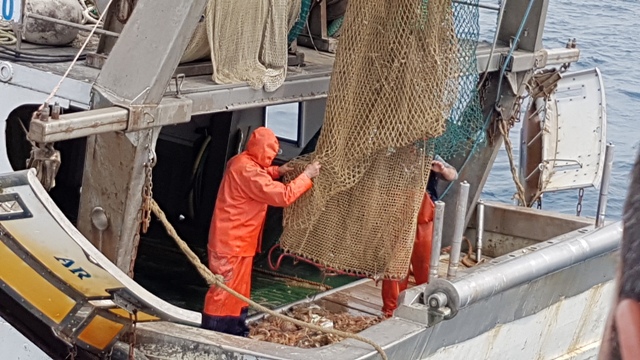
[321,293,383,317]
[321,281,385,316]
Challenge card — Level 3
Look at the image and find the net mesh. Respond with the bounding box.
[181,0,301,92]
[430,0,484,160]
[280,0,473,279]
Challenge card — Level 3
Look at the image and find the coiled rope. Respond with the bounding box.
[149,199,387,360]
[0,21,17,46]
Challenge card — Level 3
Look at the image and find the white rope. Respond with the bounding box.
[39,0,115,111]
[0,20,17,45]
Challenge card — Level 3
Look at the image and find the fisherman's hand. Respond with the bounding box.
[278,163,295,176]
[303,161,321,179]
[432,160,458,181]
[431,160,446,173]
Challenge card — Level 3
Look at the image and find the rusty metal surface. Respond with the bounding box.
[76,128,160,275]
[28,107,128,143]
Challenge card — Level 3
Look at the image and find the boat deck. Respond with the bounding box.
[247,253,479,321]
[318,255,460,317]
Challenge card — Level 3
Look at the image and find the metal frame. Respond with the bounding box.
[0,192,32,220]
[21,44,580,145]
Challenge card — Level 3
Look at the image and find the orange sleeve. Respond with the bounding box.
[243,169,313,207]
[267,166,281,180]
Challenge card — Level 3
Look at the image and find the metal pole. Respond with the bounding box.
[476,200,485,262]
[25,13,120,38]
[448,181,470,279]
[596,143,614,228]
[429,201,446,283]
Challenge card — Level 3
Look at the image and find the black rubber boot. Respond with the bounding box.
[201,307,250,337]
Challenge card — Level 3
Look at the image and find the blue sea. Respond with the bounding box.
[478,0,639,220]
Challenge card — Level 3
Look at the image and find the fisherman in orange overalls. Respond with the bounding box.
[381,155,457,317]
[202,127,321,336]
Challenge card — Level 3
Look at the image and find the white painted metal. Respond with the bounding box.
[540,68,607,193]
[428,281,613,360]
[0,62,92,174]
[1,0,23,22]
[0,316,50,360]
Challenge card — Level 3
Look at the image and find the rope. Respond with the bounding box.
[149,199,388,360]
[0,21,17,46]
[39,0,116,111]
[499,119,528,206]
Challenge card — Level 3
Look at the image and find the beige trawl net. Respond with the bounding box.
[280,0,459,279]
[181,0,301,92]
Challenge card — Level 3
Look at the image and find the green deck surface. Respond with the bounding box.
[133,236,360,313]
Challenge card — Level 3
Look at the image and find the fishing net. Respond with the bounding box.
[181,0,301,92]
[280,0,465,279]
[430,0,484,160]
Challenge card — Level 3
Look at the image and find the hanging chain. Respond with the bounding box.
[576,188,585,216]
[25,106,62,191]
[537,196,542,209]
[66,345,77,360]
[141,142,156,234]
[479,73,490,107]
[128,310,138,360]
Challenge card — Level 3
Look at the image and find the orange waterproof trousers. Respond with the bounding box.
[381,192,434,317]
[202,251,253,336]
[204,251,252,316]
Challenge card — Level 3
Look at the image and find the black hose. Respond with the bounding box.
[0,45,86,58]
[0,54,83,63]
[0,49,84,63]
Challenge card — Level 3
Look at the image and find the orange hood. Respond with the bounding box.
[246,127,279,168]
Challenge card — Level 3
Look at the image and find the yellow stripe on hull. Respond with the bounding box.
[109,308,159,322]
[0,241,76,324]
[78,315,125,350]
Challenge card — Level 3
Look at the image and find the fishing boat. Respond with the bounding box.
[0,0,619,359]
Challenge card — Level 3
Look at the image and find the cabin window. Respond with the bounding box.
[265,103,300,143]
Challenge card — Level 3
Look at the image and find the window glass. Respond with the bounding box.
[265,103,299,142]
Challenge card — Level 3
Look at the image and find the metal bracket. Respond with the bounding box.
[428,305,452,326]
[505,72,519,96]
[28,97,193,143]
[534,49,547,69]
[123,97,192,131]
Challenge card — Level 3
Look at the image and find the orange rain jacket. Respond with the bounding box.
[208,127,313,257]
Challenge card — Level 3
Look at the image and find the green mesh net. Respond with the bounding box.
[429,0,485,161]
